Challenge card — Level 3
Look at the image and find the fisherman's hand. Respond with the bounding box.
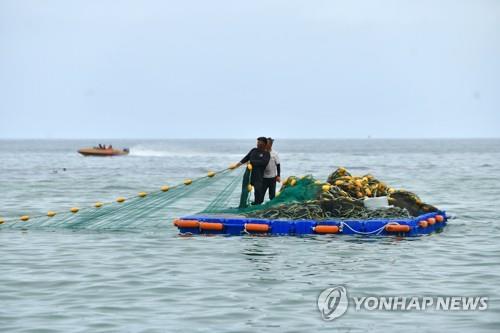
[229,162,241,170]
[276,176,281,183]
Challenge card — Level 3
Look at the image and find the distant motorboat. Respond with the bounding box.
[78,146,130,157]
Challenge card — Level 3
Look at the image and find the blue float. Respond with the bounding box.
[173,211,447,236]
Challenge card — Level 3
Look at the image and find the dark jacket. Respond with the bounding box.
[240,148,270,185]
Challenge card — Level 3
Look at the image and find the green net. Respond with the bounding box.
[1,168,245,230]
[202,174,321,214]
[238,168,251,209]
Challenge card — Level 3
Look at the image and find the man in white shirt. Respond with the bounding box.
[262,137,281,200]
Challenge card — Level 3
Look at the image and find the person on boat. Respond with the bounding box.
[232,137,270,205]
[262,137,281,200]
[108,145,113,150]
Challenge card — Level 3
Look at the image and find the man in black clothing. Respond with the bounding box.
[233,137,270,205]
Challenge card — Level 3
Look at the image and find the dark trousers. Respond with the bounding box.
[263,177,277,200]
[253,179,265,204]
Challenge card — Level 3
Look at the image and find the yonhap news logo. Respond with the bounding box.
[317,286,488,321]
[317,286,349,320]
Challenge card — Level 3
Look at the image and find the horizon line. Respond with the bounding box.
[1,137,499,140]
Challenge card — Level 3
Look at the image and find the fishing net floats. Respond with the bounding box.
[0,166,236,226]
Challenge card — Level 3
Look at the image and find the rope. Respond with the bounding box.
[339,221,401,235]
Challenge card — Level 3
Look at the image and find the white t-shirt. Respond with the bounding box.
[264,150,280,178]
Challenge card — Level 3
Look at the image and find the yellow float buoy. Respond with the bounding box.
[0,218,4,224]
[116,197,125,203]
[95,202,103,208]
[322,184,331,192]
[138,192,147,198]
[247,184,253,192]
[184,179,192,185]
[247,163,253,171]
[161,185,170,192]
[47,211,56,217]
[20,215,30,221]
[314,180,322,185]
[290,178,297,186]
[335,180,343,186]
[70,207,79,213]
[207,171,215,177]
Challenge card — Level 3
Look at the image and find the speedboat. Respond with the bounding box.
[78,147,130,156]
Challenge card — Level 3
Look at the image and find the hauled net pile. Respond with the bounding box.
[203,167,439,220]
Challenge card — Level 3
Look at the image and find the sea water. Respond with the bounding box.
[1,139,499,332]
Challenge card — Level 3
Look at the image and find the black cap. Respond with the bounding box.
[257,137,268,144]
[267,137,274,144]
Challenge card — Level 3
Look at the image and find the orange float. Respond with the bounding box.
[385,224,410,233]
[314,225,340,234]
[200,222,224,231]
[244,224,270,232]
[173,219,200,228]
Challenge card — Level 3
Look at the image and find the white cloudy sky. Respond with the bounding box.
[0,0,499,138]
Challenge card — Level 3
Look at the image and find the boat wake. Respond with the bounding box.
[129,147,172,157]
[129,145,240,158]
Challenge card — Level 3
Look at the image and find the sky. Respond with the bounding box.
[0,0,499,139]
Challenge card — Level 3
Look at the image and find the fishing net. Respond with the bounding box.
[1,168,245,230]
[202,167,438,220]
[1,164,439,230]
[202,173,320,214]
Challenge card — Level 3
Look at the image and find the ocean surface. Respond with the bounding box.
[1,139,499,332]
